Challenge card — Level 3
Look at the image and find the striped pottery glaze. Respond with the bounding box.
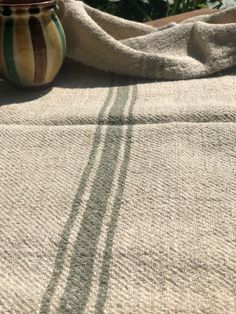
[0,0,66,88]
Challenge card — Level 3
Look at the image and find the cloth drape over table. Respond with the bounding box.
[0,2,236,313]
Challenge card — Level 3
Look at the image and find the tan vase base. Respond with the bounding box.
[14,82,53,91]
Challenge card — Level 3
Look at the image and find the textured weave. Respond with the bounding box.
[1,3,236,313]
[0,61,236,313]
[61,1,236,80]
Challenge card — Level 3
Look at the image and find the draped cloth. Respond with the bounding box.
[0,3,236,313]
[61,1,236,80]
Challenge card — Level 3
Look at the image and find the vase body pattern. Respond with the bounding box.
[0,0,66,87]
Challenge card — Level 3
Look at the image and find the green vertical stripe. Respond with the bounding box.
[51,14,66,58]
[3,18,20,84]
[39,75,114,314]
[59,77,130,313]
[95,82,137,314]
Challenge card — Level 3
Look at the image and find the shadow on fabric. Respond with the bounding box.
[0,78,52,107]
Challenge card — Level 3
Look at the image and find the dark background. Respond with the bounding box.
[82,0,222,22]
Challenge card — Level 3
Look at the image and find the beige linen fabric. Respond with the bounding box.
[61,1,236,80]
[1,3,236,313]
[0,61,236,313]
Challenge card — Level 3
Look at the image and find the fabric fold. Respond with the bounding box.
[61,0,236,80]
[1,13,236,312]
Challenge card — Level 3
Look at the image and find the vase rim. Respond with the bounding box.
[0,0,56,7]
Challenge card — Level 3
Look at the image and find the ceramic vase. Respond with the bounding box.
[0,0,66,88]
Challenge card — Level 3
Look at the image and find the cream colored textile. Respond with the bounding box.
[1,3,236,313]
[61,1,236,80]
[0,61,236,313]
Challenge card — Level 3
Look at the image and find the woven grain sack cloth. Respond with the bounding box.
[1,2,236,314]
[61,0,236,80]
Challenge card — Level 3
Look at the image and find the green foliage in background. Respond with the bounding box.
[83,0,222,22]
